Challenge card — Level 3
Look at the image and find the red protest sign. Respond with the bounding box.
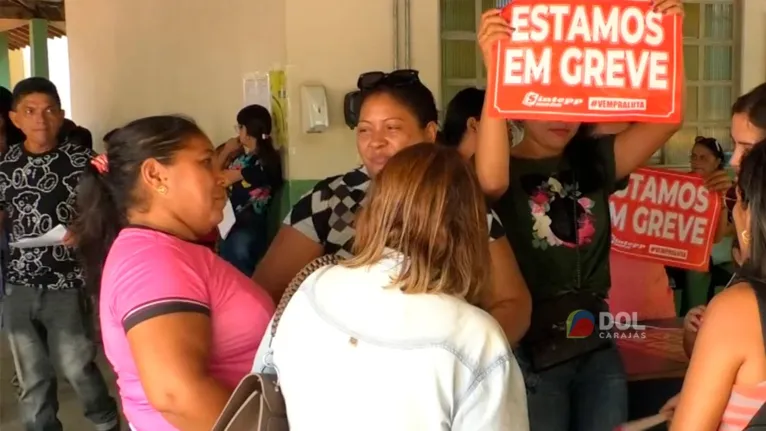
[609,168,721,271]
[487,0,683,123]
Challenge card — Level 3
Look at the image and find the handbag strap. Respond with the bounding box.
[270,254,339,339]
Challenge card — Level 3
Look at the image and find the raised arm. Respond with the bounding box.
[474,9,512,200]
[215,137,241,170]
[612,0,685,180]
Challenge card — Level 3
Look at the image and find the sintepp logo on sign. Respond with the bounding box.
[521,91,584,108]
[566,310,646,339]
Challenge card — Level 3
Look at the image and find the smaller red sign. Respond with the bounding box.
[609,168,721,271]
[487,0,683,123]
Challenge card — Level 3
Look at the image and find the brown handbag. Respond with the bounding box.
[211,254,339,431]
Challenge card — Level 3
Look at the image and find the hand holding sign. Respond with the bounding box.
[652,0,684,16]
[703,169,733,195]
[478,9,512,67]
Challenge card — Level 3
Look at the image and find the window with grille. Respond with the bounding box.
[439,0,740,167]
[440,0,497,113]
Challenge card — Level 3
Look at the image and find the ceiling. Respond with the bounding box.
[0,0,63,21]
[0,1,65,50]
[6,21,64,50]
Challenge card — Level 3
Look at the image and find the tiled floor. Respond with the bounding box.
[0,335,127,430]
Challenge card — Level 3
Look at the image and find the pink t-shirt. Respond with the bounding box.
[607,251,676,320]
[100,227,274,431]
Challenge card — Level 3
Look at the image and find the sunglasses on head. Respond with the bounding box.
[357,69,420,90]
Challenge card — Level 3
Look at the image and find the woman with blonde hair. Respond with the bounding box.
[253,143,528,431]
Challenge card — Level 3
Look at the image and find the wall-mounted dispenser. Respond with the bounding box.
[300,84,329,133]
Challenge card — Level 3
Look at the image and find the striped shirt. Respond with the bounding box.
[719,382,766,430]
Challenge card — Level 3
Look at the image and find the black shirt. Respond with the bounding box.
[0,141,92,289]
[226,151,280,218]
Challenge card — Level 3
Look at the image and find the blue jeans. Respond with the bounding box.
[2,284,119,431]
[517,344,628,431]
[219,223,268,276]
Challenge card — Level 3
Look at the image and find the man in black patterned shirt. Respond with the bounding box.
[0,78,118,431]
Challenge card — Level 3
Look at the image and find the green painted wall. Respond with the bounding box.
[266,179,318,240]
[29,19,49,78]
[0,33,10,89]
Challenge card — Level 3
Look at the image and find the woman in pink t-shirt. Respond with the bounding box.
[70,116,275,431]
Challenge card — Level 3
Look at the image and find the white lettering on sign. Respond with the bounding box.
[609,200,628,231]
[610,173,712,246]
[504,48,552,85]
[505,4,669,90]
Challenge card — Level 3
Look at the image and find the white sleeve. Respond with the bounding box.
[452,356,529,431]
[251,317,277,374]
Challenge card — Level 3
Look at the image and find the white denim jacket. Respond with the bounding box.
[252,255,529,431]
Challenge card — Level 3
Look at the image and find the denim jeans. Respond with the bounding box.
[516,344,628,431]
[2,284,119,431]
[219,222,268,276]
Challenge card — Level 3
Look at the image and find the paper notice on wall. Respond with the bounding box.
[268,69,288,149]
[218,200,236,240]
[243,72,272,113]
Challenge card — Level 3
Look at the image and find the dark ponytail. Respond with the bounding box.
[72,162,124,291]
[442,87,485,148]
[237,105,284,191]
[70,115,206,292]
[738,138,766,282]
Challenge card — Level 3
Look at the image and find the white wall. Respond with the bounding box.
[741,0,766,93]
[65,0,439,179]
[64,0,764,179]
[282,0,439,178]
[66,0,286,158]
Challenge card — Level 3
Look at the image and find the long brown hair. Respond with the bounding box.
[344,143,490,301]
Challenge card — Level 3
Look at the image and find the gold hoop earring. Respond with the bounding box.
[742,229,751,246]
[156,185,168,195]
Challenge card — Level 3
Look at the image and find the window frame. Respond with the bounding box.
[659,0,741,168]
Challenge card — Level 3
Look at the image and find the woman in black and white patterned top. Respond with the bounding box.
[253,12,531,345]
